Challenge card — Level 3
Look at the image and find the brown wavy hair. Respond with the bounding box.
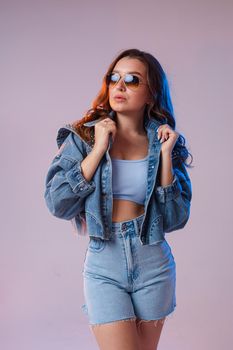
[71,48,193,167]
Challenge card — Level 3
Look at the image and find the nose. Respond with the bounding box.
[115,77,126,91]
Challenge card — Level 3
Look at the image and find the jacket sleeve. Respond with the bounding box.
[44,132,96,220]
[154,156,192,233]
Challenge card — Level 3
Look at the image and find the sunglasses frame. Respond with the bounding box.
[106,72,148,91]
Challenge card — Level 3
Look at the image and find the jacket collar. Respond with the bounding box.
[56,110,162,149]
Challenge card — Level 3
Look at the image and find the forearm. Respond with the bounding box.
[155,151,192,232]
[159,151,174,187]
[80,146,105,182]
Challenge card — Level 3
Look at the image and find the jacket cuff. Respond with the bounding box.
[155,173,182,203]
[65,160,96,197]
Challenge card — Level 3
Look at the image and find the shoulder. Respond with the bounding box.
[55,123,91,158]
[56,123,86,146]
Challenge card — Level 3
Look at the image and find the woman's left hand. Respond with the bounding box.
[157,124,179,154]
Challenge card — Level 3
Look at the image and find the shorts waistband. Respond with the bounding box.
[111,213,145,235]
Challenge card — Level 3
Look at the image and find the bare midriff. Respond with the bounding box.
[109,130,148,223]
[112,199,145,222]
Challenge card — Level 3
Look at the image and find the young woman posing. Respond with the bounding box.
[44,48,193,350]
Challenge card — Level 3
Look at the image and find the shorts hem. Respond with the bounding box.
[88,315,137,326]
[86,305,176,327]
[82,303,177,325]
[136,303,177,322]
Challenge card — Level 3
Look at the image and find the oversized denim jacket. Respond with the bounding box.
[44,111,192,245]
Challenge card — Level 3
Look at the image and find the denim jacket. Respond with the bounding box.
[44,112,192,245]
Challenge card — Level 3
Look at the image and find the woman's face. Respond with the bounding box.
[108,57,152,115]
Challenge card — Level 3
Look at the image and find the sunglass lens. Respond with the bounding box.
[106,73,140,89]
[106,73,120,86]
[124,74,140,89]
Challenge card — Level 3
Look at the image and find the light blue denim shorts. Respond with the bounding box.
[81,213,176,326]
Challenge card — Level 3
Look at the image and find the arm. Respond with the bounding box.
[154,153,192,233]
[44,132,103,220]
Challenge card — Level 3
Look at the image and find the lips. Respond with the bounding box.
[114,95,126,100]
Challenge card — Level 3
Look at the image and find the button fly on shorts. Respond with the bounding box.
[117,221,141,284]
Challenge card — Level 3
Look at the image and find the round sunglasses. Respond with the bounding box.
[106,72,148,91]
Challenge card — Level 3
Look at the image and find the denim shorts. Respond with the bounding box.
[81,213,176,326]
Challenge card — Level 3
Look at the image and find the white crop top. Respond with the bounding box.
[111,155,148,205]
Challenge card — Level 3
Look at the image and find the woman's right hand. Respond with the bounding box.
[93,117,117,153]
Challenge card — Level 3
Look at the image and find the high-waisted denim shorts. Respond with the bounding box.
[81,213,176,326]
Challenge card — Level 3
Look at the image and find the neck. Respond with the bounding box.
[115,109,147,136]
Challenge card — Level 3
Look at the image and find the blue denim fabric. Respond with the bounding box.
[44,110,192,245]
[81,213,176,325]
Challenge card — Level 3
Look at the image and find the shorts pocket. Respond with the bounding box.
[88,237,106,253]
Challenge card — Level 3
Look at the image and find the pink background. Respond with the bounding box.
[1,0,232,349]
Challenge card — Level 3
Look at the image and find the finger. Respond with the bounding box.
[163,131,169,141]
[158,125,171,140]
[158,129,165,142]
[157,125,166,140]
[160,132,165,143]
[157,128,161,140]
[106,117,115,123]
[160,130,170,143]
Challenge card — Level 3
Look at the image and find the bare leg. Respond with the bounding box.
[89,317,141,350]
[136,317,166,350]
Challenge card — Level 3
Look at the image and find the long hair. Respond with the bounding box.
[72,48,193,167]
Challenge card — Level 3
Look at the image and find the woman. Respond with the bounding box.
[44,48,193,350]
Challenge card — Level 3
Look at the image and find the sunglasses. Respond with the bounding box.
[106,72,148,91]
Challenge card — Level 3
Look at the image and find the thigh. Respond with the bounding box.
[136,317,166,350]
[90,318,140,350]
[82,235,136,325]
[83,272,136,325]
[131,239,176,320]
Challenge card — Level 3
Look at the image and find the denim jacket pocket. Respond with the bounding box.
[85,211,104,238]
[149,215,164,237]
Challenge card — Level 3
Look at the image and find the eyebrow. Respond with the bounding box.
[112,70,143,77]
